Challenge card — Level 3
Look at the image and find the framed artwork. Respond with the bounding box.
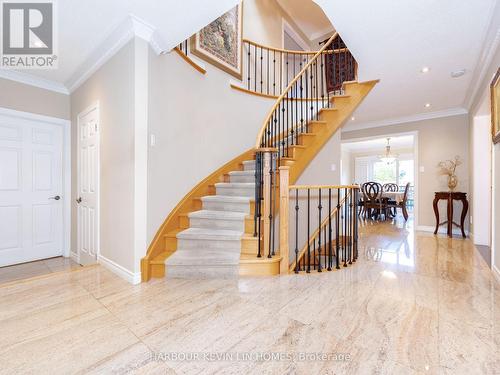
[492,67,500,144]
[190,2,243,80]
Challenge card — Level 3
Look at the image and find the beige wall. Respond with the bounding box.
[468,32,500,274]
[146,0,318,243]
[342,114,470,229]
[70,39,136,273]
[147,47,275,242]
[243,0,312,48]
[0,78,69,119]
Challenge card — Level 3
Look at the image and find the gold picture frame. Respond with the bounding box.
[491,67,500,144]
[190,2,243,80]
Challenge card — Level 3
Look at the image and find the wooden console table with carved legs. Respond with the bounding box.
[433,192,468,238]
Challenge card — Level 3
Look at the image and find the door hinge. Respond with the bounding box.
[94,123,98,132]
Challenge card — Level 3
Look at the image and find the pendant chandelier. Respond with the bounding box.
[378,138,399,164]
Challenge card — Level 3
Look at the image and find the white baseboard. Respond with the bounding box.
[493,264,500,285]
[98,255,141,284]
[416,225,469,237]
[70,251,80,263]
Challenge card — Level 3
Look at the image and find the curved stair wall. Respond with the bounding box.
[142,31,378,281]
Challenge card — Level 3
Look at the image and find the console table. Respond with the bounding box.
[433,192,468,238]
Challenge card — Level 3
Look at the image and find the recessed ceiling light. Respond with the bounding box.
[451,69,466,78]
[351,116,355,121]
[421,67,430,73]
[424,103,431,108]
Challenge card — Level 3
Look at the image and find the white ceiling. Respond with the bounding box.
[342,135,414,153]
[277,0,334,41]
[314,0,498,128]
[2,0,238,93]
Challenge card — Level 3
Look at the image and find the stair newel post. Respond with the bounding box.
[262,150,272,258]
[279,166,290,274]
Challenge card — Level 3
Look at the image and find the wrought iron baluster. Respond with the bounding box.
[328,188,332,271]
[336,188,340,269]
[317,188,322,272]
[307,188,311,273]
[295,189,299,273]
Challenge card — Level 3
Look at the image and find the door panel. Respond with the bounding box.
[77,106,99,265]
[0,115,63,267]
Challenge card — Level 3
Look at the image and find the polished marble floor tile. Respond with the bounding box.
[0,257,81,285]
[0,214,498,374]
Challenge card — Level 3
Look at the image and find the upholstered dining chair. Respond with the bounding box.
[361,182,384,220]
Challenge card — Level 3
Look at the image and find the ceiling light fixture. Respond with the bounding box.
[421,67,430,73]
[378,138,399,164]
[351,116,355,121]
[424,103,431,108]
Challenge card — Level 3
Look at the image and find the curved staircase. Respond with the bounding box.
[141,33,378,281]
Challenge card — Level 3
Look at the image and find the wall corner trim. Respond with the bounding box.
[98,255,141,284]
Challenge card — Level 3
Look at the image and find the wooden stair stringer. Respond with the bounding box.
[288,80,379,184]
[141,148,256,281]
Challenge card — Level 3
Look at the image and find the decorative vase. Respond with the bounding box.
[447,174,458,191]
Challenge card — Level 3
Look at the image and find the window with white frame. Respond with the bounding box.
[354,154,414,187]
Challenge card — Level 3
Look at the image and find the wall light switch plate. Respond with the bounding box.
[331,164,336,172]
[419,166,425,173]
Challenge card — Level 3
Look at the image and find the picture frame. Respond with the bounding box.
[190,2,243,80]
[491,67,500,144]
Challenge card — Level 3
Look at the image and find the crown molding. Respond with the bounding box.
[0,69,69,95]
[463,27,500,111]
[0,15,168,94]
[343,107,468,133]
[66,15,168,92]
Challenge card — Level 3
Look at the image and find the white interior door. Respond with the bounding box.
[77,105,99,265]
[0,116,63,267]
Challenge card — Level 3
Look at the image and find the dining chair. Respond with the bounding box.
[382,183,399,215]
[361,182,385,220]
[385,182,410,221]
[383,183,399,192]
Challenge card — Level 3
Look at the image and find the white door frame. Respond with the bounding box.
[76,102,100,264]
[341,130,420,227]
[0,107,71,259]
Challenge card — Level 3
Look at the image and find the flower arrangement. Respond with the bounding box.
[437,156,462,191]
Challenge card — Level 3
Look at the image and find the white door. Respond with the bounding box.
[0,117,63,266]
[77,105,99,265]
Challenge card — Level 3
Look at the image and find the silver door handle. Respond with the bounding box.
[49,195,61,201]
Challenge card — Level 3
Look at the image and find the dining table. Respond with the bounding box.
[380,191,405,203]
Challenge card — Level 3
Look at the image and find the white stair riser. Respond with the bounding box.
[189,217,245,231]
[202,201,250,213]
[177,238,241,251]
[216,186,254,197]
[229,174,255,183]
[243,162,256,171]
[166,265,239,279]
[166,249,240,265]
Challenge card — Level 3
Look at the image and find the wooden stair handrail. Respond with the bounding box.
[254,32,339,149]
[243,38,349,56]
